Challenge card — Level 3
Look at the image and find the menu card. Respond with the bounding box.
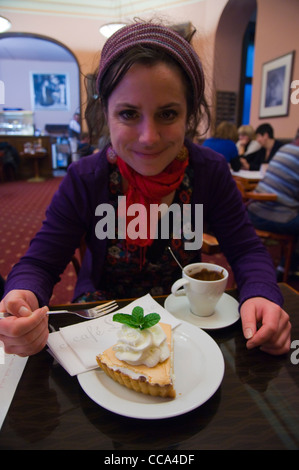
[0,352,28,430]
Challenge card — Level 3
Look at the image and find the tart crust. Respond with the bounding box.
[96,323,175,398]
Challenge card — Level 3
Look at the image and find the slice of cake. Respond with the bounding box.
[96,306,175,398]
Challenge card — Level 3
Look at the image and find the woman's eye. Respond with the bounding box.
[117,108,178,122]
[119,109,138,120]
[159,109,178,121]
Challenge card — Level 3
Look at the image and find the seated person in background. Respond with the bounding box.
[0,142,20,179]
[237,125,261,157]
[248,129,299,236]
[202,121,240,170]
[248,129,299,276]
[77,132,95,157]
[240,123,283,171]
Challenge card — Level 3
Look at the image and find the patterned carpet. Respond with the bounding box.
[0,177,77,305]
[1,177,297,306]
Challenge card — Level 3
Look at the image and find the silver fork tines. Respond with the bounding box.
[0,301,119,319]
[48,300,119,319]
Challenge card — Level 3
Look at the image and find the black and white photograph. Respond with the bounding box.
[259,51,294,118]
[30,72,69,110]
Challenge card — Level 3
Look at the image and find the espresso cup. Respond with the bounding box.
[171,262,228,317]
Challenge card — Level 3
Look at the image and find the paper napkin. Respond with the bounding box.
[47,294,181,376]
[0,354,28,430]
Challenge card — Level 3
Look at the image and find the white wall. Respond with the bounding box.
[0,58,80,134]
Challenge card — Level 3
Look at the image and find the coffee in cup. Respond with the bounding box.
[171,262,228,317]
[189,268,224,281]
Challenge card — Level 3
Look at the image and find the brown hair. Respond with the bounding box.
[238,125,256,140]
[214,121,238,142]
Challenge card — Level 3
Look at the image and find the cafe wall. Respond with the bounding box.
[0,58,79,133]
[250,0,299,139]
[1,0,297,139]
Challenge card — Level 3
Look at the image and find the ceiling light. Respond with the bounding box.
[99,23,126,38]
[0,16,11,33]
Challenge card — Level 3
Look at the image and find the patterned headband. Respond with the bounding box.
[96,22,205,106]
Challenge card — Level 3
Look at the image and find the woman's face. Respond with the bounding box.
[238,133,250,145]
[107,62,188,176]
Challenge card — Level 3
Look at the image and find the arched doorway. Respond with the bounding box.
[0,32,81,134]
[0,33,81,171]
[213,0,257,128]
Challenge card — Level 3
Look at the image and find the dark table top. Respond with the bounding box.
[0,283,298,451]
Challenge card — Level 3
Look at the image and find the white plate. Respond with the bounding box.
[164,293,240,330]
[77,321,224,420]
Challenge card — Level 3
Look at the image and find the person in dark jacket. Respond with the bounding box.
[240,123,283,171]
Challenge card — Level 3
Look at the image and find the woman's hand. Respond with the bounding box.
[240,297,291,355]
[0,289,49,357]
[239,156,250,170]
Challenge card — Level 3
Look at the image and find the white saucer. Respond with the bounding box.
[164,292,240,330]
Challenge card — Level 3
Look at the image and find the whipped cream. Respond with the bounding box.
[113,323,170,367]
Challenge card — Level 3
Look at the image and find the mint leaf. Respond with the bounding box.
[140,313,161,330]
[112,313,140,329]
[113,307,161,330]
[131,306,144,324]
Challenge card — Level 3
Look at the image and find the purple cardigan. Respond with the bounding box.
[4,140,283,308]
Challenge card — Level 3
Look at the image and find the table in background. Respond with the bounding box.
[0,283,298,450]
[21,151,47,182]
[0,136,53,180]
[231,169,263,190]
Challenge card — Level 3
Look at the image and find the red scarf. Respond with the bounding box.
[116,149,189,247]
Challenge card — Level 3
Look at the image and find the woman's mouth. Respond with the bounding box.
[132,149,164,159]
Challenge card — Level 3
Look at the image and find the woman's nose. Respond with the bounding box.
[138,118,160,145]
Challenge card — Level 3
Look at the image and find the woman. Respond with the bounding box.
[202,121,240,170]
[237,124,261,157]
[0,21,290,357]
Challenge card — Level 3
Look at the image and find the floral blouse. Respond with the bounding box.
[76,162,200,302]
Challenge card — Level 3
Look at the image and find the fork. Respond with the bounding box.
[48,300,119,319]
[0,300,119,320]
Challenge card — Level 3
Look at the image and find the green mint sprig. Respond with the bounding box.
[113,306,160,330]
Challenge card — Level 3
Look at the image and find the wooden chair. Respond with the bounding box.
[235,178,296,282]
[234,178,277,202]
[254,229,296,282]
[233,174,260,191]
[202,233,221,254]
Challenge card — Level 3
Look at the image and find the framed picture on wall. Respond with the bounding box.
[259,51,294,118]
[30,72,69,110]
